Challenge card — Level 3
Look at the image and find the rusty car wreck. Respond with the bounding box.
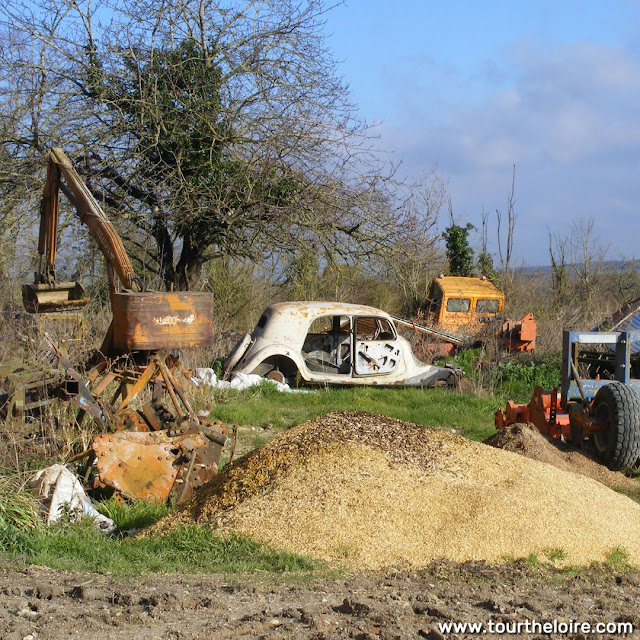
[225,302,461,387]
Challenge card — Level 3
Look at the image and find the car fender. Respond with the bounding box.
[233,344,310,379]
[224,333,252,372]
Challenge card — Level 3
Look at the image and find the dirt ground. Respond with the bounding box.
[2,560,639,640]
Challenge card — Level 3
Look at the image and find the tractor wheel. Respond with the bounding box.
[591,381,640,470]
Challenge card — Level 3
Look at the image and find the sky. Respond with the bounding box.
[324,0,640,266]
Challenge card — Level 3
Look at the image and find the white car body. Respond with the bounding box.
[225,301,459,387]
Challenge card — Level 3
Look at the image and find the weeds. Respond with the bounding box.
[96,498,171,532]
[438,348,561,402]
[0,473,41,532]
[607,547,630,571]
[525,552,539,568]
[544,548,567,563]
[612,484,640,506]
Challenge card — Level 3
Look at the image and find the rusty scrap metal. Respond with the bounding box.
[33,343,230,504]
[44,333,111,430]
[0,363,64,417]
[107,291,214,355]
[391,315,466,346]
[91,422,224,504]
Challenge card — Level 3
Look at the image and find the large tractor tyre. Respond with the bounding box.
[591,381,640,470]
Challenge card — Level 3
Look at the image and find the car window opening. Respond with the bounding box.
[302,314,351,374]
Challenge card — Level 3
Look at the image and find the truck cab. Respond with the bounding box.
[426,276,504,334]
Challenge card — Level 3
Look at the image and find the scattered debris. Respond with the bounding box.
[192,369,308,393]
[30,464,114,532]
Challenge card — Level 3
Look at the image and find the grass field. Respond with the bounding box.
[209,383,501,442]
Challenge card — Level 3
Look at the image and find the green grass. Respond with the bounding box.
[1,512,316,577]
[613,484,640,506]
[607,546,631,571]
[0,480,318,577]
[0,476,41,532]
[96,498,171,531]
[209,384,499,442]
[544,548,567,563]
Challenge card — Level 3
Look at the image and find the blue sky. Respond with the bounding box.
[324,1,640,265]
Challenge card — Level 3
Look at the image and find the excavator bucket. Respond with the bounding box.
[22,281,90,314]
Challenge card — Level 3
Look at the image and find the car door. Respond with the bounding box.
[353,316,401,377]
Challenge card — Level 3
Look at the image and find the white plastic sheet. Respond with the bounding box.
[192,369,309,393]
[29,464,115,532]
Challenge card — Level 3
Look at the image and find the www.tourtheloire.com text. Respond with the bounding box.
[437,619,634,635]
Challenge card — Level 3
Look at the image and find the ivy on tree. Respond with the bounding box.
[442,223,475,277]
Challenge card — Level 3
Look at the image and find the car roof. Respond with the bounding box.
[264,301,393,320]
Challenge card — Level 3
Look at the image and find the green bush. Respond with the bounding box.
[496,361,560,389]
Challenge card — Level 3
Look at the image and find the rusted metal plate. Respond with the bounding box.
[91,426,224,503]
[92,431,181,503]
[170,431,222,503]
[110,291,213,353]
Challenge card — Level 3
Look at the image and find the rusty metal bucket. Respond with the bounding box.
[22,281,90,314]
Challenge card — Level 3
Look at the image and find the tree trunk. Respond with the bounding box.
[175,231,206,291]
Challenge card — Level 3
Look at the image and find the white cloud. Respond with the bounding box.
[383,40,640,263]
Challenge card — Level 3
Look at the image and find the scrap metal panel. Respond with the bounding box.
[110,291,214,353]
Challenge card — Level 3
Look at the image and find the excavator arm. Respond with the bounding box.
[24,147,214,356]
[44,148,143,293]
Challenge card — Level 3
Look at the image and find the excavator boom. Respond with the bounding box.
[28,148,142,295]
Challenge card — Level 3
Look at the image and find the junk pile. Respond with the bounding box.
[66,352,228,505]
[12,147,226,506]
[152,411,640,569]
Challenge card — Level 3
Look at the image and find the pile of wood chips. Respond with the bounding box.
[152,411,640,570]
[485,422,640,490]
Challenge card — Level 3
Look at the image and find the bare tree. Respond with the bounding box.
[0,0,401,290]
[548,228,569,303]
[385,167,447,314]
[567,217,610,308]
[496,164,517,284]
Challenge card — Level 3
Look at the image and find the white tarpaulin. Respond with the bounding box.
[192,369,309,393]
[30,464,115,532]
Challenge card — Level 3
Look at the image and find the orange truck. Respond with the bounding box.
[425,275,536,352]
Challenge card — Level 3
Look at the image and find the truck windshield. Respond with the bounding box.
[476,299,500,313]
